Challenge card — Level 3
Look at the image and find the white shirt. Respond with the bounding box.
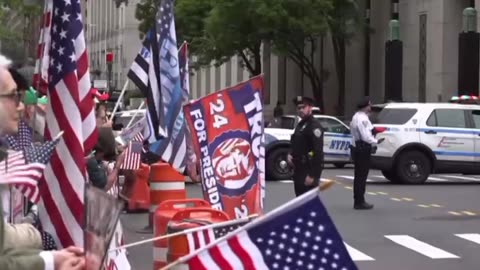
[350,111,378,146]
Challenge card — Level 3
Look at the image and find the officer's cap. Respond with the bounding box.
[293,96,315,106]
[357,96,372,109]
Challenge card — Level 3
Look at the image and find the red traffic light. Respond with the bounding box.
[106,52,114,63]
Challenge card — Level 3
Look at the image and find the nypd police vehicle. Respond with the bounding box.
[371,98,480,184]
[265,114,352,180]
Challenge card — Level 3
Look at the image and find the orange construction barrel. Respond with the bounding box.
[166,208,230,268]
[120,163,150,212]
[153,199,210,269]
[148,162,187,230]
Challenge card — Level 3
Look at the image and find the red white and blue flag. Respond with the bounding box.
[38,0,97,248]
[120,133,144,170]
[184,76,266,219]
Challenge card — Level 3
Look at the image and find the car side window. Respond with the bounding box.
[428,109,467,128]
[471,110,480,128]
[317,118,348,134]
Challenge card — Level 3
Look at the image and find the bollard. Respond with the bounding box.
[152,199,210,269]
[139,162,187,234]
[121,163,150,213]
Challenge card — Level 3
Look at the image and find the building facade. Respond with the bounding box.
[82,0,480,119]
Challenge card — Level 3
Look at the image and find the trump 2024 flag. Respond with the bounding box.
[184,76,266,219]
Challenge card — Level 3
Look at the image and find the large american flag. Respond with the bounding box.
[128,0,188,173]
[32,0,53,94]
[37,0,97,248]
[120,133,144,170]
[183,189,358,270]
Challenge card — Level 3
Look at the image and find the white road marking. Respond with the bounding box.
[278,180,293,183]
[343,242,375,261]
[455,234,480,245]
[442,175,480,182]
[385,235,459,259]
[336,175,378,182]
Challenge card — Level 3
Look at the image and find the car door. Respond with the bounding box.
[468,110,480,164]
[420,109,475,166]
[315,117,351,162]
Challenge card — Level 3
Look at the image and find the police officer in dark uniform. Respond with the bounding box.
[287,96,324,197]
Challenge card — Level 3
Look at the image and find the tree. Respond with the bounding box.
[327,0,365,116]
[257,0,332,108]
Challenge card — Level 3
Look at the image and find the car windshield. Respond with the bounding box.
[373,108,418,125]
[268,116,296,129]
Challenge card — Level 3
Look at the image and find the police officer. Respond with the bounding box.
[350,97,384,210]
[287,96,324,197]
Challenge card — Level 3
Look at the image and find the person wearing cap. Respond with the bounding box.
[287,96,324,197]
[349,97,384,210]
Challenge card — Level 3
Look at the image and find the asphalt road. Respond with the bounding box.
[121,166,480,270]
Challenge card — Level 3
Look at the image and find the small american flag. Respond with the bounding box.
[17,139,60,203]
[120,133,144,170]
[5,120,33,151]
[185,189,357,270]
[0,139,58,192]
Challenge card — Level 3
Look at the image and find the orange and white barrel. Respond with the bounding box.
[166,208,230,269]
[153,199,210,269]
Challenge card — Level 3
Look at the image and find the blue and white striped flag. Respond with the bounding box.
[128,0,188,172]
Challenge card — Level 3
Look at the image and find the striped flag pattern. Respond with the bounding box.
[128,0,188,172]
[120,133,144,170]
[186,221,248,252]
[38,0,98,248]
[0,150,38,187]
[32,0,53,94]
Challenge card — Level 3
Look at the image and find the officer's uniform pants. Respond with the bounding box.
[353,143,372,204]
[293,166,320,197]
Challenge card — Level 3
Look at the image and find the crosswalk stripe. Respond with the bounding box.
[343,242,375,261]
[455,234,480,245]
[443,175,480,182]
[385,235,459,259]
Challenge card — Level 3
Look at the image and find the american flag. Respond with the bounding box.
[16,139,60,203]
[120,133,144,170]
[37,0,98,248]
[5,120,33,151]
[184,189,358,270]
[32,0,53,94]
[128,0,188,173]
[186,220,249,252]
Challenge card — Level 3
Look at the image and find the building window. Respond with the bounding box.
[419,13,427,102]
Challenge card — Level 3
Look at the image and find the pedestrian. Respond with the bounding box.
[350,97,384,210]
[0,54,85,269]
[287,96,324,197]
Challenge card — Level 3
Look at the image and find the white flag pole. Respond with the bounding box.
[109,80,129,122]
[125,100,145,129]
[108,214,258,253]
[158,180,335,270]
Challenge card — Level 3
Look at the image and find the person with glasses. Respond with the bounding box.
[287,96,325,197]
[0,55,85,269]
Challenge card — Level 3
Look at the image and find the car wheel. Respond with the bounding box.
[334,163,346,169]
[266,147,293,180]
[395,150,431,184]
[381,170,402,183]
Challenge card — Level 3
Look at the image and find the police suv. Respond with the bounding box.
[371,100,480,184]
[265,112,352,180]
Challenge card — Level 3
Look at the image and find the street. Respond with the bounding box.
[122,166,480,270]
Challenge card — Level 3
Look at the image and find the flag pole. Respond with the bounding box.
[125,100,145,129]
[159,180,335,270]
[109,80,129,122]
[108,214,259,253]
